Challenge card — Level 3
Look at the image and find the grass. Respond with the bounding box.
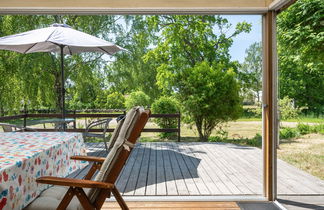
[238,116,324,123]
[278,134,324,180]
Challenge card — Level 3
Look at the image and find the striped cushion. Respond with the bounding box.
[88,106,143,202]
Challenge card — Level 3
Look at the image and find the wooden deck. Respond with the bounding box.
[71,142,324,196]
[102,201,240,210]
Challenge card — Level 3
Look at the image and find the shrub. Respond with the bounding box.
[247,133,262,147]
[208,129,229,142]
[124,91,151,110]
[279,97,302,120]
[106,92,125,109]
[297,123,324,135]
[296,123,312,135]
[151,96,180,138]
[242,105,262,118]
[280,127,300,139]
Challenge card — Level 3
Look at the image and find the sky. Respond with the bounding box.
[224,15,262,63]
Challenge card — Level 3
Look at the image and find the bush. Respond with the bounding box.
[208,129,229,142]
[297,123,324,135]
[242,105,262,118]
[106,92,125,109]
[280,127,300,139]
[151,96,180,138]
[247,133,262,147]
[296,123,312,135]
[124,91,151,110]
[279,97,302,120]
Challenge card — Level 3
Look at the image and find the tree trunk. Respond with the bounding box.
[196,119,209,142]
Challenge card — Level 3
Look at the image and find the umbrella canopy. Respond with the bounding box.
[0,23,125,54]
[0,23,125,129]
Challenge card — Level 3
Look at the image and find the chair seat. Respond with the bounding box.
[24,186,89,210]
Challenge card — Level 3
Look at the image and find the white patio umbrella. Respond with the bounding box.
[0,23,125,127]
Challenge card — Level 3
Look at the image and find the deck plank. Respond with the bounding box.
[123,143,146,195]
[162,142,178,195]
[116,143,140,193]
[156,143,167,195]
[81,142,324,196]
[134,143,151,195]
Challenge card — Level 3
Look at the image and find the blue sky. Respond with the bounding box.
[224,15,262,63]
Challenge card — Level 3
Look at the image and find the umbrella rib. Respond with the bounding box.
[98,47,113,56]
[45,29,57,42]
[23,43,38,54]
[67,46,72,55]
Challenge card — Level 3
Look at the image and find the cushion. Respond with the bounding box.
[88,107,143,202]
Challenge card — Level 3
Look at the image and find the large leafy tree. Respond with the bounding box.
[277,0,324,114]
[144,15,251,141]
[239,42,262,103]
[105,16,160,101]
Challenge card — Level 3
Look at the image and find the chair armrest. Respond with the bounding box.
[36,176,114,189]
[70,155,105,163]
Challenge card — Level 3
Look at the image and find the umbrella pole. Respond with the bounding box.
[60,45,66,131]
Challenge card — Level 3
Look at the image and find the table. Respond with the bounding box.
[27,118,76,130]
[0,132,87,210]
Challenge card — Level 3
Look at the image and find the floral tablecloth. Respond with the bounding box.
[0,132,87,210]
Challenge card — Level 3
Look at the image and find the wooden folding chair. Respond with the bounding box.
[24,107,150,210]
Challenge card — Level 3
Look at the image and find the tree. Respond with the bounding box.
[277,0,324,115]
[105,92,125,109]
[239,42,262,103]
[144,15,250,141]
[124,91,151,110]
[178,62,242,141]
[105,16,161,100]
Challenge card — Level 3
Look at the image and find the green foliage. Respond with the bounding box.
[296,123,312,135]
[242,105,262,118]
[280,123,324,140]
[209,133,262,148]
[124,91,151,110]
[151,96,180,138]
[279,97,302,120]
[105,16,160,101]
[175,61,242,141]
[144,15,250,141]
[239,42,262,103]
[105,92,125,109]
[278,0,324,114]
[297,123,324,135]
[280,127,300,140]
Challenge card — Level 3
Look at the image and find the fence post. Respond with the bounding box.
[23,104,27,128]
[73,110,76,129]
[178,112,181,142]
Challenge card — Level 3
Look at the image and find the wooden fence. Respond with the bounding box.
[0,111,181,142]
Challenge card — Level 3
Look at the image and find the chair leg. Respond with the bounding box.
[75,188,96,210]
[57,187,75,210]
[111,187,129,210]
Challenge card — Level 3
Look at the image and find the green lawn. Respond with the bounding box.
[278,134,324,180]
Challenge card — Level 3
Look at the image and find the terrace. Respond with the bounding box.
[0,0,323,209]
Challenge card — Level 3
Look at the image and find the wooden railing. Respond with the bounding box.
[0,111,181,142]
